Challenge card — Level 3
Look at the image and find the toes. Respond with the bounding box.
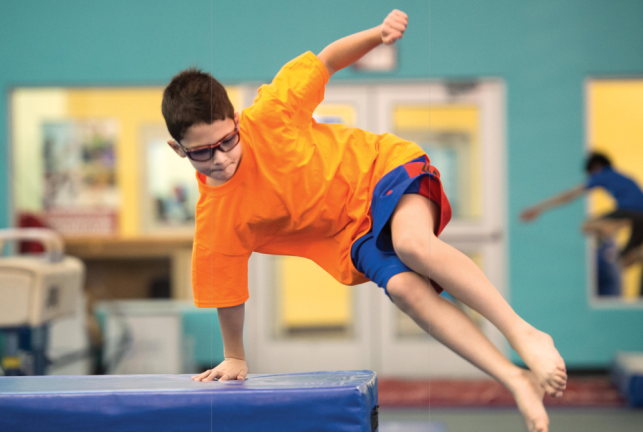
[544,379,565,397]
[542,370,567,393]
[535,417,549,432]
[529,420,549,432]
[543,383,559,397]
[536,422,548,432]
[552,374,567,392]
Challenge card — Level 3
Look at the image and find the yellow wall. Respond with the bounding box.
[589,80,643,298]
[23,86,243,237]
[279,256,351,328]
[66,88,165,237]
[13,86,243,237]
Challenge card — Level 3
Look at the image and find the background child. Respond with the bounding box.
[521,152,643,295]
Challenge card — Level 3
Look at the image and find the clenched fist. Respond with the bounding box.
[381,9,408,45]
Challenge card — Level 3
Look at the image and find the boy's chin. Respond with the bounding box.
[204,169,234,184]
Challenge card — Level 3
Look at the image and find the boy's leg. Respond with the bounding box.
[390,194,566,397]
[614,211,643,266]
[582,210,643,267]
[582,216,629,239]
[387,271,550,432]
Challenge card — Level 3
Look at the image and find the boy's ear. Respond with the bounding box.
[167,139,187,158]
[234,111,240,124]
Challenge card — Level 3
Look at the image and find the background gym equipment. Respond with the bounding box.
[0,229,84,376]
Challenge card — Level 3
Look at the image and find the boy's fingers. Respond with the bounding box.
[386,14,407,25]
[392,10,408,22]
[387,21,407,32]
[193,370,212,381]
[389,32,403,42]
[386,10,407,27]
[384,36,400,45]
[392,12,408,23]
[384,28,403,38]
[219,374,230,382]
[204,369,221,382]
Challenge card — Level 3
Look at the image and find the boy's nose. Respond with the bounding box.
[211,149,227,164]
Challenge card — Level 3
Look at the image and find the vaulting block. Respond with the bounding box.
[0,370,378,432]
[611,352,643,408]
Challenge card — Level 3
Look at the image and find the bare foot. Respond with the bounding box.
[510,369,549,432]
[621,246,643,268]
[511,327,567,398]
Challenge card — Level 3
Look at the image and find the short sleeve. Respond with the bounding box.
[191,244,251,308]
[248,52,330,129]
[586,173,602,190]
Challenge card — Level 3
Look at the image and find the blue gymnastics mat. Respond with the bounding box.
[611,352,643,408]
[0,370,378,432]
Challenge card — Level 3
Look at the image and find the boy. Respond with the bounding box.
[163,10,565,432]
[521,152,643,293]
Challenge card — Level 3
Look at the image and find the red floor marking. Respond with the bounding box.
[378,377,625,408]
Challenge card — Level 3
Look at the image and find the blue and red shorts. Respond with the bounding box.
[351,155,452,298]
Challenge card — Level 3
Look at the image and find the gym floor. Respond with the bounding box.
[379,408,643,432]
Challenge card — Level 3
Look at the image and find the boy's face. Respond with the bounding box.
[168,112,242,186]
[588,163,605,175]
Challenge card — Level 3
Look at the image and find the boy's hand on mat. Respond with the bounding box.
[191,358,248,382]
[380,9,408,45]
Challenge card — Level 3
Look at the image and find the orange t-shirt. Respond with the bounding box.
[192,51,426,308]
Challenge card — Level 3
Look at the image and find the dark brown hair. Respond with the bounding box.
[162,67,234,141]
[585,152,612,173]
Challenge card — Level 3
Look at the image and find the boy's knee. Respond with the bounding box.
[387,272,426,309]
[392,231,437,267]
[393,231,419,259]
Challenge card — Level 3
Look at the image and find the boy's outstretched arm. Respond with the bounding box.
[520,185,586,222]
[191,303,248,382]
[318,9,407,77]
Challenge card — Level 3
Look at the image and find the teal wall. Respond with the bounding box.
[2,0,643,367]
